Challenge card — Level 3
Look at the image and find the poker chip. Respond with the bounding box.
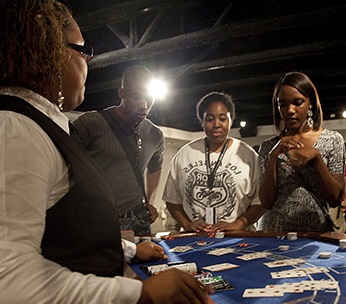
[287,232,297,241]
[318,252,332,259]
[278,245,290,251]
[339,239,346,249]
[237,243,249,247]
[215,232,225,239]
[207,232,216,238]
[196,240,208,246]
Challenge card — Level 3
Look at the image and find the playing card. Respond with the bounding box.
[203,262,239,272]
[318,280,339,290]
[299,279,338,290]
[271,269,306,278]
[171,262,198,274]
[264,258,305,268]
[237,251,272,261]
[169,246,194,253]
[270,265,330,279]
[243,288,284,297]
[207,248,235,256]
[146,264,169,275]
[300,266,329,274]
[265,283,303,293]
[299,280,322,291]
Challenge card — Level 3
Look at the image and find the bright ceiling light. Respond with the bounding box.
[148,79,167,99]
[240,121,247,128]
[342,111,346,118]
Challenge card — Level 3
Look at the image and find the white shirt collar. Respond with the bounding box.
[0,86,70,134]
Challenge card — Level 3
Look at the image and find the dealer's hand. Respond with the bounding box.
[135,241,168,261]
[138,268,209,304]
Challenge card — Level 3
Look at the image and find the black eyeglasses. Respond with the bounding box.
[67,43,94,63]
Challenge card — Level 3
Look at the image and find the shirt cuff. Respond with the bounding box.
[122,239,137,262]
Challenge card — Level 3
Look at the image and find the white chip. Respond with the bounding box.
[215,232,225,238]
[339,239,346,249]
[278,245,290,251]
[318,252,332,259]
[287,232,297,240]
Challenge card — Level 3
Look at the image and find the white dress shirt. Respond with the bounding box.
[0,87,142,304]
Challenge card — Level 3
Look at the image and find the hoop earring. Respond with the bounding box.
[58,73,65,111]
[307,107,313,128]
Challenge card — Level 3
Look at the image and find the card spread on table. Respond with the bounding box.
[271,266,329,278]
[265,283,303,293]
[207,248,235,256]
[141,262,198,276]
[267,280,339,292]
[243,280,339,298]
[203,262,239,272]
[264,258,306,268]
[169,245,194,252]
[243,288,284,297]
[298,280,338,291]
[237,251,272,260]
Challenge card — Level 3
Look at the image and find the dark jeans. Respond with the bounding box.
[119,205,151,235]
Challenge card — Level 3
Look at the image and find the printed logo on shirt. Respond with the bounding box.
[186,168,236,220]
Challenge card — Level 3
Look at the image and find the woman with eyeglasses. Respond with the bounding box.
[258,72,345,232]
[0,1,208,303]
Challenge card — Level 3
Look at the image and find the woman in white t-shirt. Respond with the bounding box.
[163,92,265,232]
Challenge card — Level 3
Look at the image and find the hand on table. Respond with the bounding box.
[135,241,168,261]
[211,220,243,232]
[184,220,212,232]
[138,268,209,304]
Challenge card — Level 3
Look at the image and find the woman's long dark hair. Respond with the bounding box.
[272,72,323,132]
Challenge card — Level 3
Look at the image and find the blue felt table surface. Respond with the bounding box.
[130,235,346,304]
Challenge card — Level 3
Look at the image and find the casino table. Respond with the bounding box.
[130,230,346,304]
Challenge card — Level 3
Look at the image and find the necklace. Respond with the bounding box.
[204,137,230,189]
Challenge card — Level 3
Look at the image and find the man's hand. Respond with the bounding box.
[212,220,243,232]
[135,241,168,261]
[138,268,209,304]
[184,220,212,232]
[148,204,159,223]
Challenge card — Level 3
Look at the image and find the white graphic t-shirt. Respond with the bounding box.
[163,137,260,230]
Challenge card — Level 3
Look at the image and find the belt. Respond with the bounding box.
[120,202,147,219]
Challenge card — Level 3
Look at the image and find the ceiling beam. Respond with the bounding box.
[86,38,346,94]
[88,5,346,70]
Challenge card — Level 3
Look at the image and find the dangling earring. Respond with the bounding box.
[279,119,286,132]
[307,106,313,128]
[58,72,65,111]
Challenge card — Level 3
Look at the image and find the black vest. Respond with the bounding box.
[0,95,124,277]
